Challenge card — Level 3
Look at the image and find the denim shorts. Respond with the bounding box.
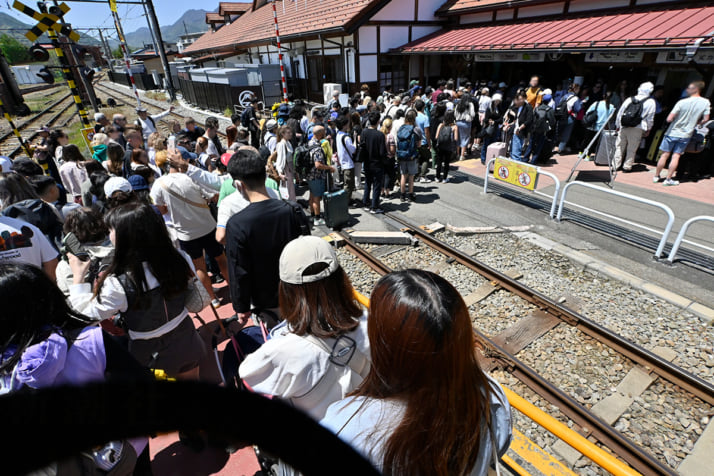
[308,178,326,197]
[660,135,690,155]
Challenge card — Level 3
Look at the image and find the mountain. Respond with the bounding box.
[0,12,101,47]
[123,9,209,50]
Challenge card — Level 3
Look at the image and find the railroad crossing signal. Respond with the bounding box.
[12,0,90,128]
[13,1,80,43]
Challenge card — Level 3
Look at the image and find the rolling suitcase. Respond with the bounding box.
[323,176,350,229]
[595,130,616,166]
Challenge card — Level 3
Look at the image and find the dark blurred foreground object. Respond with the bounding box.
[0,379,381,476]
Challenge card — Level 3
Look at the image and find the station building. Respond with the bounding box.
[181,0,714,102]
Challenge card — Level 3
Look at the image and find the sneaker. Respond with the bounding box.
[370,208,384,214]
[443,177,450,183]
[409,193,416,202]
[211,298,221,309]
[400,193,407,202]
[362,206,371,212]
[313,218,326,226]
[663,178,679,186]
[418,177,428,183]
[212,274,225,284]
[652,175,661,183]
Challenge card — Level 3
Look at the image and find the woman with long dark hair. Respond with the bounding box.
[455,93,476,161]
[322,269,511,476]
[0,262,150,472]
[68,202,205,379]
[434,110,458,183]
[58,144,88,203]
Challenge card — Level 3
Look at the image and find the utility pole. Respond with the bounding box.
[142,0,160,55]
[108,0,142,107]
[96,28,113,66]
[144,0,176,101]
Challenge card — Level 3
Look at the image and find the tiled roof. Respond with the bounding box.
[206,12,225,24]
[437,0,550,15]
[184,0,378,55]
[218,2,252,15]
[399,6,714,52]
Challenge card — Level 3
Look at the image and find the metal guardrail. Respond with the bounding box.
[484,157,561,218]
[557,181,675,259]
[666,216,714,264]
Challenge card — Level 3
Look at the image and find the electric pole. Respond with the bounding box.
[144,0,176,101]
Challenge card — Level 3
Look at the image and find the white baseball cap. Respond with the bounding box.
[104,176,132,198]
[279,236,339,285]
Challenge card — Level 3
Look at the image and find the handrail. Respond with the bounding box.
[557,181,675,258]
[484,157,561,218]
[352,289,642,476]
[666,215,714,264]
[504,388,642,476]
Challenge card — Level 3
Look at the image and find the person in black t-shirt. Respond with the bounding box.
[183,117,206,144]
[225,148,310,325]
[361,111,387,213]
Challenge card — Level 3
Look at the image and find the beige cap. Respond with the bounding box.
[279,236,339,285]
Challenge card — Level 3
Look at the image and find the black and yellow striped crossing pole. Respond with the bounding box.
[0,97,33,158]
[12,0,90,127]
[46,29,90,127]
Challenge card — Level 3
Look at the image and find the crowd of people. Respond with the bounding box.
[0,70,710,473]
[0,88,512,473]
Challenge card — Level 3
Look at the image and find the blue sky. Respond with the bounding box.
[0,0,203,43]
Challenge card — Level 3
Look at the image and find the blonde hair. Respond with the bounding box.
[147,132,166,151]
[154,150,168,170]
[380,117,393,135]
[91,133,108,146]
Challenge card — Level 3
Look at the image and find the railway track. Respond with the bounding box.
[0,93,75,158]
[336,214,714,475]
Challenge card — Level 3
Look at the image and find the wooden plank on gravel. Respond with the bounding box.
[463,270,523,307]
[491,310,560,355]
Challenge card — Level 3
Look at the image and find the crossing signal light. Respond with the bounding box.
[81,66,94,82]
[36,66,54,84]
[29,43,49,62]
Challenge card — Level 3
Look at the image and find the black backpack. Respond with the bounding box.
[293,143,322,177]
[533,105,551,135]
[583,101,600,128]
[240,107,253,128]
[554,95,571,120]
[437,124,454,151]
[620,97,643,128]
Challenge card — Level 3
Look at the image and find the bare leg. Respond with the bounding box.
[213,253,230,285]
[666,153,682,180]
[656,151,671,178]
[408,175,415,194]
[400,173,407,194]
[192,256,216,300]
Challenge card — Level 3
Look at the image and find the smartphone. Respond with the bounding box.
[167,136,176,152]
[62,232,89,261]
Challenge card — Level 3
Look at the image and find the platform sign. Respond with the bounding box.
[493,157,538,191]
[81,127,95,153]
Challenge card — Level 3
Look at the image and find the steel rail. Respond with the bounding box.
[339,231,670,475]
[7,97,77,158]
[0,92,72,143]
[386,212,714,407]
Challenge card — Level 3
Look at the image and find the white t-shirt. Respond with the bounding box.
[667,96,711,139]
[150,173,216,241]
[239,315,370,421]
[0,216,58,268]
[216,187,280,228]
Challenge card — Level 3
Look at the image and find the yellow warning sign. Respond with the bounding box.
[493,157,538,191]
[80,127,95,153]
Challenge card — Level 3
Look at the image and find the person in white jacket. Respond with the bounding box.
[239,235,369,421]
[613,82,656,172]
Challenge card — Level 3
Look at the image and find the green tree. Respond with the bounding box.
[112,46,124,59]
[0,35,30,64]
